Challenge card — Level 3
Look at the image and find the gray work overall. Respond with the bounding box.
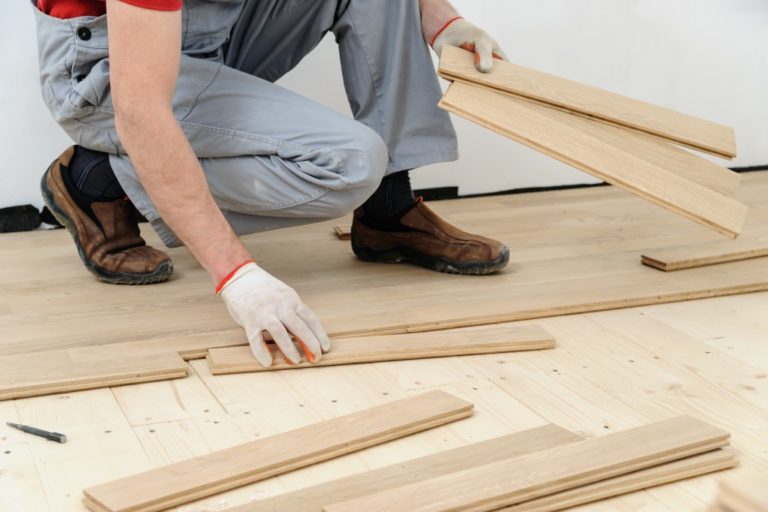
[32,0,458,247]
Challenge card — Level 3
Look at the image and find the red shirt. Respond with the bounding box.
[38,0,182,19]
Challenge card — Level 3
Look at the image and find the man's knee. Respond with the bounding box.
[325,125,388,217]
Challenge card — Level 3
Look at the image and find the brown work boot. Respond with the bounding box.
[351,199,509,275]
[40,147,173,284]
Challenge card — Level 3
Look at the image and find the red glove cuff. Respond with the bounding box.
[430,16,464,47]
[215,259,255,294]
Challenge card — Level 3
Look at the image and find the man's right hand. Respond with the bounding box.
[218,261,331,367]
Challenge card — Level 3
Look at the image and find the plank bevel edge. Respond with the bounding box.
[502,449,737,512]
[438,82,747,239]
[0,350,189,401]
[82,390,474,512]
[641,238,768,271]
[438,45,737,159]
[227,424,583,512]
[207,324,556,374]
[322,415,731,512]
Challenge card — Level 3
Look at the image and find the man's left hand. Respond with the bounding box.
[431,18,507,73]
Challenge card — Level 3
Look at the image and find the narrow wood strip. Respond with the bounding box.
[451,72,742,198]
[207,324,556,374]
[641,238,768,271]
[504,449,737,512]
[82,390,474,512]
[0,350,188,400]
[229,424,582,512]
[438,45,737,158]
[323,415,730,512]
[333,225,351,240]
[439,82,747,238]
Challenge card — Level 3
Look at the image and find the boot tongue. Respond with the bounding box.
[399,200,437,232]
[91,199,143,247]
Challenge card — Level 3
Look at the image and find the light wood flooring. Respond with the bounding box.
[1,172,767,511]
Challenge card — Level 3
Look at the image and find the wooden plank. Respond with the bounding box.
[225,424,582,512]
[323,415,730,512]
[439,82,748,238]
[0,349,188,400]
[642,238,768,271]
[4,176,768,357]
[82,390,473,512]
[207,324,556,374]
[504,449,737,512]
[333,225,351,240]
[438,45,737,159]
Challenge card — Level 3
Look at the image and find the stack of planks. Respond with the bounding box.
[711,473,768,512]
[80,391,735,512]
[438,46,747,239]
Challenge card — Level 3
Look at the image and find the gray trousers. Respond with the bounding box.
[33,0,458,247]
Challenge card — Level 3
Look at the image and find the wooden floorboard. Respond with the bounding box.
[82,391,473,512]
[323,416,730,512]
[231,424,582,512]
[1,173,767,511]
[1,174,766,356]
[438,45,737,158]
[439,82,748,238]
[207,324,555,374]
[641,238,768,271]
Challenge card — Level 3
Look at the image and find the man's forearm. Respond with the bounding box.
[419,0,459,44]
[116,106,250,283]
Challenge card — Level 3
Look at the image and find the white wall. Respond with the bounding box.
[2,0,767,209]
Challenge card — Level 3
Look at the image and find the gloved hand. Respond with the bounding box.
[218,261,331,367]
[431,17,507,73]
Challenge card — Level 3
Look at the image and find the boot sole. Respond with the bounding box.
[352,242,510,276]
[41,162,173,285]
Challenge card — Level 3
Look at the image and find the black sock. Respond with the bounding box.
[61,146,125,219]
[362,170,417,224]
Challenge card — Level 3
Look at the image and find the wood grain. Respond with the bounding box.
[503,449,737,512]
[642,238,768,271]
[323,415,730,512]
[0,349,188,400]
[207,324,556,374]
[439,45,737,159]
[715,472,768,512]
[3,174,767,357]
[230,424,582,512]
[82,390,474,512]
[439,82,748,238]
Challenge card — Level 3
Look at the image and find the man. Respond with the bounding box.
[34,0,508,367]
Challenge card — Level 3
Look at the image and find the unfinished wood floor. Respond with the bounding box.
[2,173,767,511]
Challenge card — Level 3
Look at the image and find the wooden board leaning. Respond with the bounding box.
[438,45,737,159]
[439,82,747,238]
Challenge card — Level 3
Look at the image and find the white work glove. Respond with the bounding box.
[218,261,331,367]
[431,17,507,73]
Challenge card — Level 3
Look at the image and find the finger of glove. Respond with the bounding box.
[266,320,302,365]
[475,36,496,73]
[284,311,322,363]
[492,42,508,61]
[296,304,331,353]
[246,330,273,368]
